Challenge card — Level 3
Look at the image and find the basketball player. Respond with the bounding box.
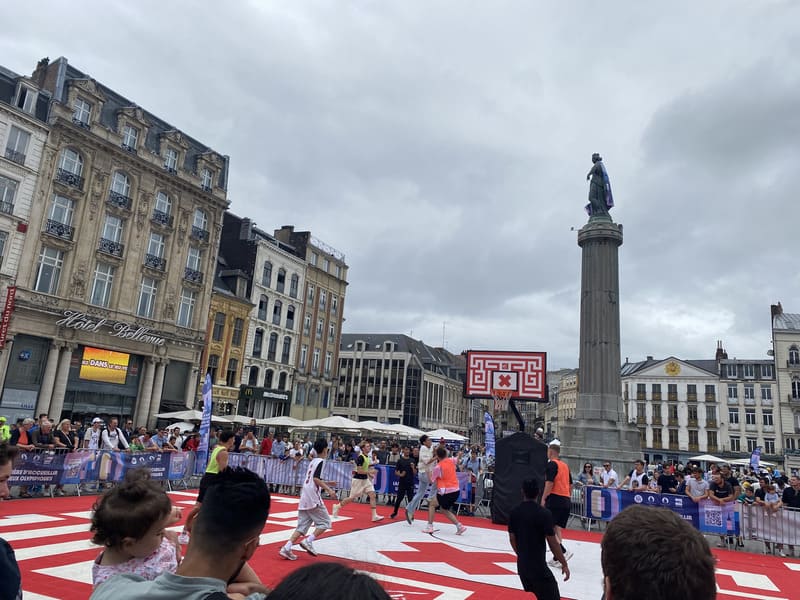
[540,441,573,565]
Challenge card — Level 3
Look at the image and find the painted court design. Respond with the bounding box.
[2,492,799,599]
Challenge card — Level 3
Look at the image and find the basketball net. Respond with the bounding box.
[491,389,512,413]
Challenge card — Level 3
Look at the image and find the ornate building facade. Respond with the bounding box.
[1,57,228,428]
[771,303,800,473]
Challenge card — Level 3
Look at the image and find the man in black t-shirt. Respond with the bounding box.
[390,446,416,519]
[708,472,735,548]
[657,471,678,494]
[508,479,569,600]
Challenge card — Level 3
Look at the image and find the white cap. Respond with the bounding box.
[549,438,561,446]
[353,445,361,454]
[92,417,103,424]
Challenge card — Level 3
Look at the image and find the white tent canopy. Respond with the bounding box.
[260,416,304,427]
[425,428,468,442]
[354,420,398,434]
[155,409,231,424]
[168,421,197,433]
[728,458,775,467]
[294,415,364,431]
[382,423,426,439]
[688,454,726,463]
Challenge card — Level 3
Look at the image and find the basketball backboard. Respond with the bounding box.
[464,350,547,401]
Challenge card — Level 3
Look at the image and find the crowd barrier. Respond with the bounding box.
[741,503,800,546]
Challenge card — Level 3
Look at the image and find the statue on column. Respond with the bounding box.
[586,153,614,219]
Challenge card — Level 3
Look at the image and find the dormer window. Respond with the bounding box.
[164,147,178,173]
[72,97,91,128]
[200,168,213,191]
[16,86,36,114]
[122,125,138,152]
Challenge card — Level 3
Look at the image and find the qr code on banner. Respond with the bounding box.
[704,506,723,528]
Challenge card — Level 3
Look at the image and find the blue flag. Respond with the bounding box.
[484,412,495,460]
[195,373,213,475]
[749,446,761,471]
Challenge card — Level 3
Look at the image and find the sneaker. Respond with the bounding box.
[405,508,414,525]
[178,532,190,545]
[456,525,467,535]
[389,513,397,519]
[778,550,787,557]
[422,524,435,534]
[300,540,318,556]
[279,547,298,561]
[332,503,341,519]
[371,515,384,522]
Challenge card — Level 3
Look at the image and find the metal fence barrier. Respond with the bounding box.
[740,503,800,554]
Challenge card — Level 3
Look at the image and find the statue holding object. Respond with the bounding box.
[586,153,614,219]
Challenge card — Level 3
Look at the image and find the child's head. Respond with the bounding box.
[766,484,775,493]
[91,469,172,557]
[745,487,755,496]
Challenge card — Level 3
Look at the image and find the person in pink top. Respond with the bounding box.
[422,446,467,535]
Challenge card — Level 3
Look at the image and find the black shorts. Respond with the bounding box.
[519,572,559,600]
[197,472,218,503]
[437,490,460,511]
[545,496,571,528]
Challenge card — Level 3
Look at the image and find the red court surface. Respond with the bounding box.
[3,491,799,599]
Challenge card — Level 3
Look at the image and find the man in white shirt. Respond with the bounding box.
[405,434,436,524]
[83,418,103,449]
[101,418,129,451]
[601,461,619,488]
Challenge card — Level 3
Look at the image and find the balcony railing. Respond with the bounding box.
[0,201,13,216]
[636,417,646,424]
[687,393,698,402]
[727,396,738,404]
[636,393,646,401]
[705,393,716,402]
[652,417,662,425]
[745,423,758,432]
[98,237,124,257]
[184,267,203,284]
[652,393,662,402]
[707,446,718,454]
[762,397,773,406]
[688,419,698,427]
[787,360,800,369]
[668,393,678,401]
[668,443,679,451]
[163,165,177,174]
[71,116,90,129]
[151,209,174,227]
[44,219,74,240]
[668,418,678,426]
[744,397,756,406]
[107,191,132,210]
[763,424,775,433]
[144,254,166,271]
[56,168,83,190]
[121,143,137,154]
[200,184,212,192]
[706,420,717,428]
[190,226,209,242]
[4,148,25,166]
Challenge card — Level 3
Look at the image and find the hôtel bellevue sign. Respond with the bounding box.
[56,310,167,347]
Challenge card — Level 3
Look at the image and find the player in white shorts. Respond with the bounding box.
[332,443,384,523]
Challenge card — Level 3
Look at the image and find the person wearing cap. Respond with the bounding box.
[84,418,103,450]
[0,417,9,444]
[541,440,573,566]
[332,444,384,522]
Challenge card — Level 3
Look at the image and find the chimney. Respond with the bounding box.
[715,340,728,361]
[646,355,653,361]
[240,217,252,240]
[771,303,783,318]
[31,57,50,87]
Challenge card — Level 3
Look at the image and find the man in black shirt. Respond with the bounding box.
[508,478,569,600]
[657,470,678,494]
[390,446,416,519]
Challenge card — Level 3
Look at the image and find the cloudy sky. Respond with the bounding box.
[4,2,799,368]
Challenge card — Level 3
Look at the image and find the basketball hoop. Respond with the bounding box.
[492,388,513,413]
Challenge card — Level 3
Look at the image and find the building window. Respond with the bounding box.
[322,258,329,272]
[163,148,178,172]
[111,171,131,198]
[121,124,138,151]
[176,288,196,327]
[265,369,274,388]
[328,323,335,343]
[729,437,741,452]
[761,364,774,379]
[688,430,699,448]
[186,246,202,271]
[137,277,158,318]
[652,403,661,421]
[668,404,678,421]
[307,285,314,304]
[325,351,332,376]
[763,410,773,426]
[267,333,278,361]
[687,404,698,422]
[764,438,775,455]
[278,372,287,390]
[90,263,115,307]
[212,312,226,342]
[707,431,717,449]
[744,408,756,426]
[319,290,327,311]
[668,429,678,446]
[310,252,318,266]
[262,262,272,287]
[252,328,263,357]
[743,384,755,400]
[5,126,30,166]
[303,315,311,335]
[0,231,7,267]
[272,300,282,326]
[295,383,305,405]
[225,358,238,387]
[16,86,36,114]
[200,168,213,190]
[34,246,63,294]
[232,318,244,346]
[300,345,308,370]
[335,264,342,278]
[792,377,800,399]
[102,214,124,243]
[667,383,677,400]
[743,364,754,379]
[686,384,697,398]
[727,384,737,400]
[312,348,320,372]
[761,385,772,401]
[286,305,295,330]
[281,336,291,364]
[705,384,715,399]
[331,295,338,315]
[316,318,323,337]
[289,273,299,298]
[72,97,91,126]
[728,408,739,424]
[155,191,172,216]
[789,346,800,366]
[746,438,758,453]
[193,209,208,231]
[248,366,259,386]
[276,268,285,293]
[726,363,737,378]
[0,176,18,214]
[208,354,220,383]
[58,148,83,176]
[147,233,165,259]
[257,295,268,321]
[635,402,646,422]
[706,405,716,423]
[652,427,662,446]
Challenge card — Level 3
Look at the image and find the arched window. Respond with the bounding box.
[262,261,272,287]
[281,336,291,364]
[258,295,268,320]
[289,273,299,298]
[58,148,83,175]
[155,191,172,215]
[110,171,131,197]
[252,328,263,357]
[286,305,295,330]
[264,369,274,389]
[267,332,278,361]
[792,377,800,399]
[272,299,282,326]
[276,268,286,293]
[278,372,287,390]
[248,366,259,386]
[789,346,800,366]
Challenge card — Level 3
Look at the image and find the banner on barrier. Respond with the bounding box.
[584,486,740,536]
[8,450,66,485]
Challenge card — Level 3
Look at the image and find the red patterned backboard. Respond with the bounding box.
[465,350,547,401]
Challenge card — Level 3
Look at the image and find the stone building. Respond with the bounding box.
[771,303,800,473]
[337,334,468,434]
[556,370,578,434]
[1,57,228,428]
[219,214,305,419]
[273,226,347,421]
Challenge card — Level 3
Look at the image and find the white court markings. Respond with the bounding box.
[371,572,473,600]
[0,514,64,527]
[33,560,95,586]
[2,523,91,542]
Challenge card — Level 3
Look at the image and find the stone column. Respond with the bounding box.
[184,367,198,410]
[48,343,75,421]
[133,357,155,427]
[36,342,61,417]
[146,360,167,428]
[0,336,14,397]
